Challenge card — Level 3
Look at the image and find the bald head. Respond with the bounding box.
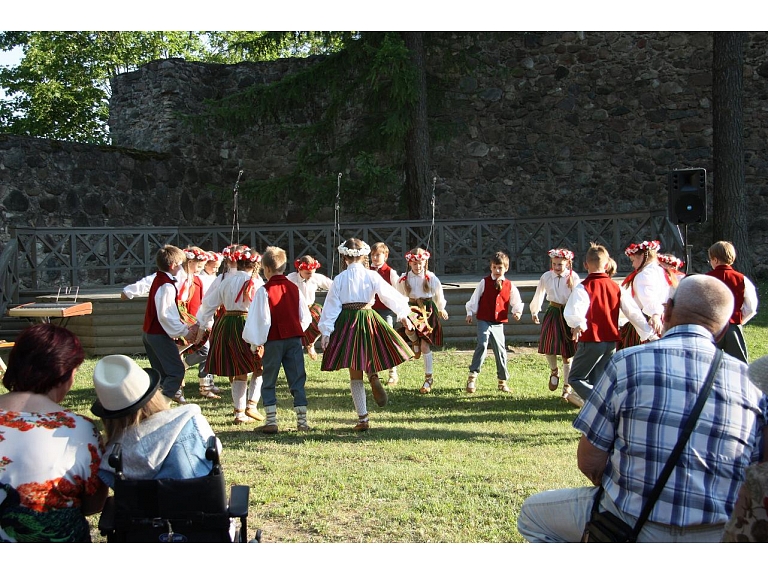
[665,274,734,336]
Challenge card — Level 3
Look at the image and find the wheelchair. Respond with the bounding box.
[98,436,261,543]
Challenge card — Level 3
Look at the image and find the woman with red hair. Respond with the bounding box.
[0,324,107,542]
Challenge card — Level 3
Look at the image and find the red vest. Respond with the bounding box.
[707,265,745,324]
[476,275,512,323]
[265,275,305,341]
[179,275,204,317]
[372,263,394,310]
[580,273,621,343]
[143,272,177,335]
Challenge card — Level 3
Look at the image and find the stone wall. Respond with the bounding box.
[2,32,768,274]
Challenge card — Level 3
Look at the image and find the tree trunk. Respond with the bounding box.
[712,32,752,276]
[402,32,432,222]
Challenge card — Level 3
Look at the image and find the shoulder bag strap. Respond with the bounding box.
[630,348,724,538]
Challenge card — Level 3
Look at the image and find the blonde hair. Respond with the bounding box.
[605,257,617,277]
[155,245,184,273]
[182,245,204,272]
[370,242,389,256]
[263,246,287,274]
[585,242,610,269]
[101,390,169,443]
[708,241,736,265]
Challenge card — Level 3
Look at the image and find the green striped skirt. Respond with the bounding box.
[204,312,261,377]
[321,308,414,373]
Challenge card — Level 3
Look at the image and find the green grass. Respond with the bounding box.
[18,280,768,542]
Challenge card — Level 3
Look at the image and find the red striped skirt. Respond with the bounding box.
[538,304,576,358]
[321,307,414,373]
[204,311,262,377]
[618,322,643,350]
[302,302,323,346]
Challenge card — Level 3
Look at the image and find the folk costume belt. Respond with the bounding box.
[224,310,248,316]
[408,298,433,306]
[548,302,564,309]
[342,302,371,310]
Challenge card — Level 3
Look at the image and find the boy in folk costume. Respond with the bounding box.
[286,255,333,360]
[529,248,581,393]
[176,247,222,401]
[562,242,656,408]
[618,239,669,349]
[706,240,758,364]
[195,245,265,425]
[142,245,199,404]
[396,248,449,394]
[243,247,312,434]
[319,238,414,432]
[369,242,401,386]
[465,251,524,393]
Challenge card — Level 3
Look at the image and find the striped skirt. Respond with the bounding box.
[537,304,576,358]
[204,312,262,377]
[618,322,642,350]
[302,302,323,347]
[397,298,443,347]
[321,307,414,373]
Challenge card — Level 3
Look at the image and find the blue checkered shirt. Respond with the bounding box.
[574,324,767,526]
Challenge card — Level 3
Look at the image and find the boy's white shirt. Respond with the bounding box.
[564,278,655,341]
[242,280,312,347]
[742,276,758,324]
[154,271,189,339]
[465,275,524,317]
[285,271,333,305]
[122,269,187,299]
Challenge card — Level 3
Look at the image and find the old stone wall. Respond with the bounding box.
[2,32,768,274]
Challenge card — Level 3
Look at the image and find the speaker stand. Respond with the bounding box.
[681,224,693,275]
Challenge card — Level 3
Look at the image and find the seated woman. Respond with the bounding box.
[0,324,107,543]
[91,355,217,487]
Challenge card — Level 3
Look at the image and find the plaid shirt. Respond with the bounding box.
[574,324,767,526]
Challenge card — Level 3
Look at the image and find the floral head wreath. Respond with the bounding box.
[405,250,431,262]
[547,248,574,261]
[184,248,210,261]
[234,247,261,263]
[657,254,684,270]
[624,240,661,257]
[209,251,224,262]
[295,259,321,271]
[338,241,371,258]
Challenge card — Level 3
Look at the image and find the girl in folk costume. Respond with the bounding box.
[529,248,581,393]
[195,245,265,425]
[286,255,333,360]
[318,238,414,432]
[618,239,670,349]
[396,248,449,394]
[176,247,223,401]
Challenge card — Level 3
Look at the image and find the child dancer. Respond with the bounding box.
[198,251,223,294]
[529,248,581,393]
[397,248,449,394]
[318,238,414,432]
[465,251,523,393]
[195,245,264,424]
[243,247,312,433]
[706,240,759,364]
[369,242,401,385]
[619,239,669,349]
[286,255,333,360]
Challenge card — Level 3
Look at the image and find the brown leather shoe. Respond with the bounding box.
[548,368,560,391]
[369,373,388,407]
[353,420,370,432]
[258,423,279,434]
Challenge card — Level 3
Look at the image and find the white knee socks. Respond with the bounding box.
[247,374,263,404]
[563,360,571,384]
[423,352,433,375]
[231,379,247,412]
[546,354,558,370]
[350,379,367,417]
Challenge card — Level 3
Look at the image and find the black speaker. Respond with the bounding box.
[668,168,706,225]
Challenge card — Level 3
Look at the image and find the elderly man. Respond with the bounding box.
[517,274,767,542]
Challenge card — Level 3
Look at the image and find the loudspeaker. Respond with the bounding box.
[668,168,706,225]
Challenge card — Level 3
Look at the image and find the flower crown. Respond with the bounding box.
[338,242,371,257]
[295,259,321,271]
[657,254,684,270]
[624,240,661,257]
[224,244,260,263]
[184,248,210,261]
[405,250,431,262]
[210,252,224,262]
[547,248,574,261]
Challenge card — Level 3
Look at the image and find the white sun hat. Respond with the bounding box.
[91,355,160,419]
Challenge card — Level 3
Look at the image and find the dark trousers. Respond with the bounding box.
[143,332,186,398]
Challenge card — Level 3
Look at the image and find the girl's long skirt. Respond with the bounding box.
[301,302,323,347]
[537,304,576,358]
[397,299,443,347]
[205,312,262,376]
[321,308,414,373]
[618,323,642,350]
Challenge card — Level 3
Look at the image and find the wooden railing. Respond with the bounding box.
[3,210,682,296]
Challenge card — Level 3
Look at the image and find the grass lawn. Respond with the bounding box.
[29,280,768,542]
